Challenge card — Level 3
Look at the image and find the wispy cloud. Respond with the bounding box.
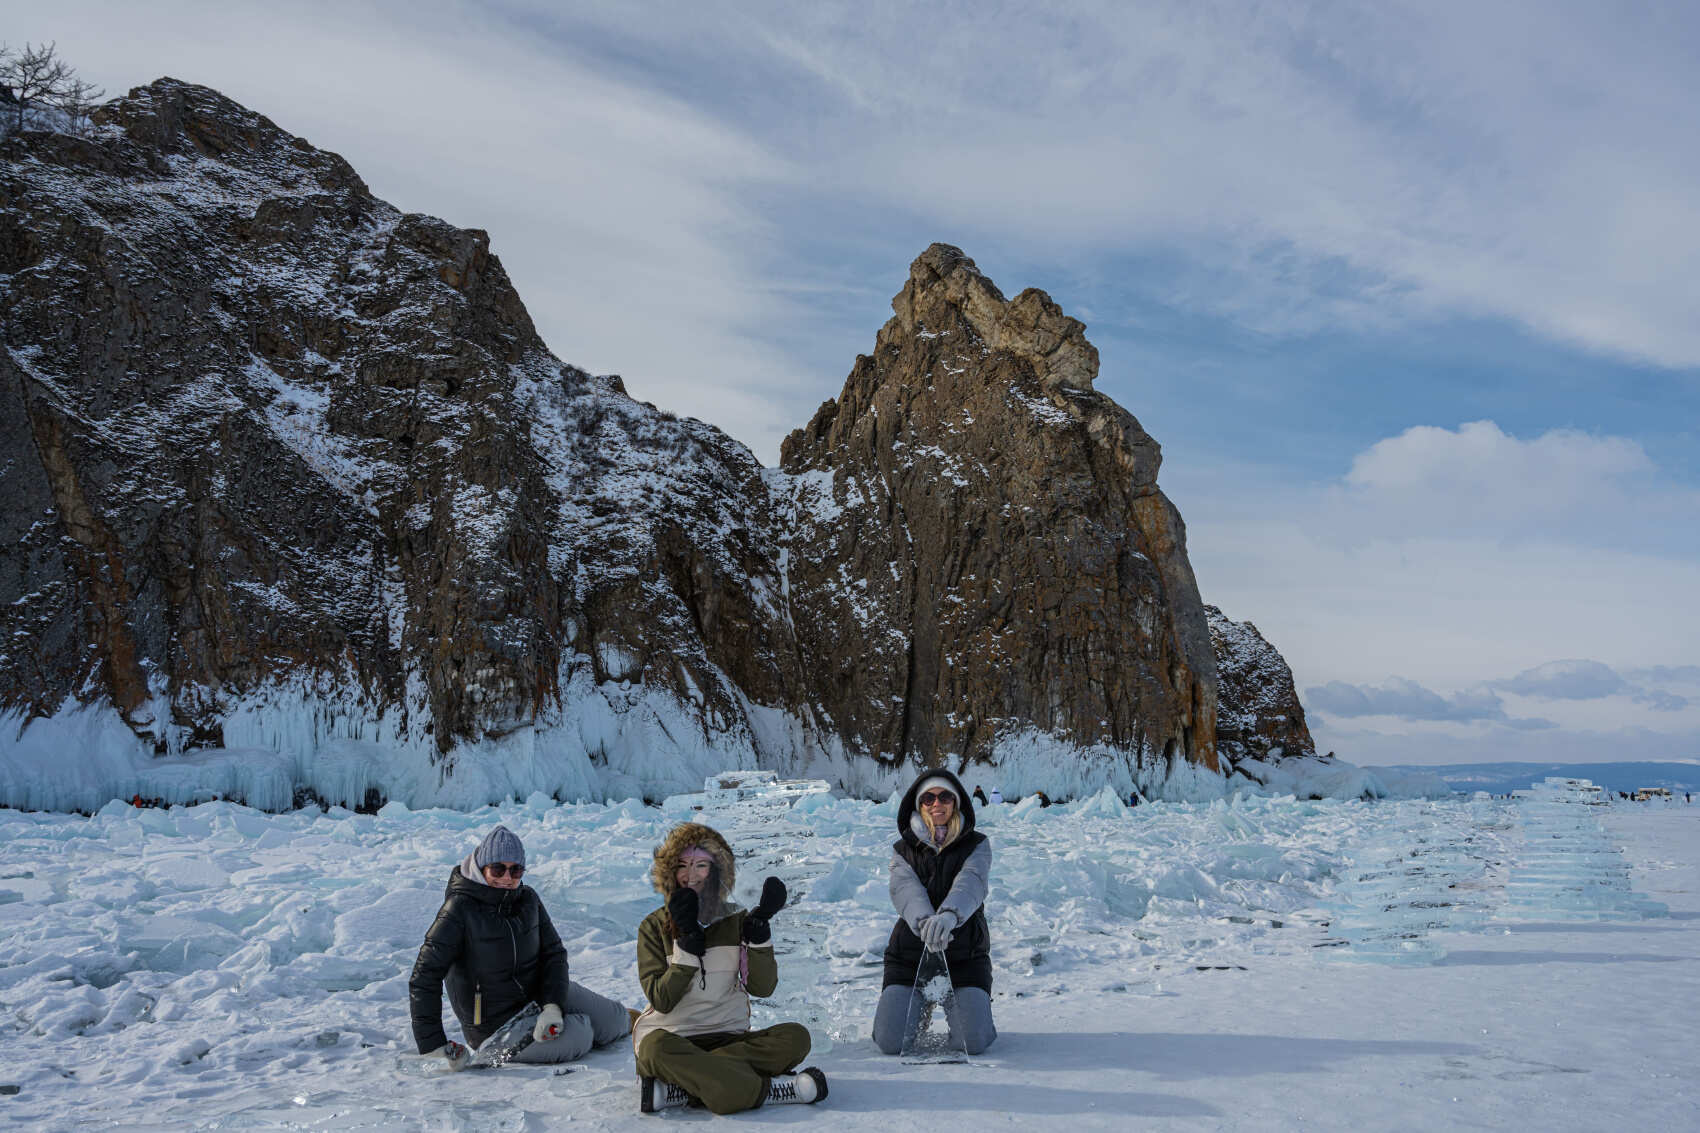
[1492,660,1628,701]
[1637,690,1690,712]
[1306,678,1509,723]
[1308,657,1696,729]
[592,0,1700,369]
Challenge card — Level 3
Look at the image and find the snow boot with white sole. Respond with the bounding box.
[639,1076,694,1113]
[764,1067,828,1106]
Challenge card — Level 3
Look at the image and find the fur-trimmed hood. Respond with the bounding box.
[650,822,737,901]
[897,767,978,850]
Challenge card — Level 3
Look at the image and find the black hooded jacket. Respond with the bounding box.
[408,865,570,1052]
[882,767,993,992]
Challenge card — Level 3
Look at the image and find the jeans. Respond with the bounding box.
[872,983,996,1055]
[505,979,631,1063]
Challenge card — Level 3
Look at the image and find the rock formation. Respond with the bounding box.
[0,79,794,804]
[1206,605,1317,771]
[780,245,1217,774]
[0,79,1306,809]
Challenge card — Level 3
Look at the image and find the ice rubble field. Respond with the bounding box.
[1,786,1696,1131]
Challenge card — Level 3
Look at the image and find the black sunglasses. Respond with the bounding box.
[918,791,956,806]
[484,863,525,879]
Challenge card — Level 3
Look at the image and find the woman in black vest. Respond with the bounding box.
[872,768,997,1054]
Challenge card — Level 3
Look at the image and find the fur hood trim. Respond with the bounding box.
[651,822,737,900]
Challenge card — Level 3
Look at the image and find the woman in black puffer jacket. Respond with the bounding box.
[409,824,631,1067]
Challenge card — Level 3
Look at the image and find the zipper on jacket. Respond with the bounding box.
[474,985,482,1027]
[506,920,524,996]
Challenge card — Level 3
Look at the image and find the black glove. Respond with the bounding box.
[668,888,706,958]
[741,876,787,945]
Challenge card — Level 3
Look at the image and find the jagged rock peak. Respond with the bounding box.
[776,245,1217,774]
[783,244,1153,488]
[89,77,369,196]
[889,243,1099,393]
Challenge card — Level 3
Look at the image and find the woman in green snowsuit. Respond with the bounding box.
[631,822,828,1114]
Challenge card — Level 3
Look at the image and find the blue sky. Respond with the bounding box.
[11,0,1698,766]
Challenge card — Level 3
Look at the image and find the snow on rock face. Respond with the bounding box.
[0,80,798,808]
[1,84,1305,811]
[1206,604,1318,775]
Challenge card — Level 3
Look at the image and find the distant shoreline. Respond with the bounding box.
[1367,760,1700,795]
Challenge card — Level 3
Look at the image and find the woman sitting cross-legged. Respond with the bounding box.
[409,824,633,1069]
[872,767,997,1055]
[632,822,827,1114]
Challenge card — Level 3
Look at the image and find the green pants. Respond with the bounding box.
[635,1023,811,1114]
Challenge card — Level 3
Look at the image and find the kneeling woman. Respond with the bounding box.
[410,824,633,1068]
[873,768,997,1055]
[633,822,827,1113]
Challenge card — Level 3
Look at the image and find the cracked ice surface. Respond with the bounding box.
[0,788,1695,1130]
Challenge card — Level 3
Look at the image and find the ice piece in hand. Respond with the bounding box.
[468,1001,541,1069]
[899,949,970,1063]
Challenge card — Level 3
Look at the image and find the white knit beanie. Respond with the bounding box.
[913,776,957,805]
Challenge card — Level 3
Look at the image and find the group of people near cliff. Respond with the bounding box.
[409,767,995,1115]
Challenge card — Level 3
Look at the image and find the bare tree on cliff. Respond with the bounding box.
[57,75,103,135]
[0,42,101,135]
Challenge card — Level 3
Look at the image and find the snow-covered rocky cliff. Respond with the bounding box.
[1,79,1322,810]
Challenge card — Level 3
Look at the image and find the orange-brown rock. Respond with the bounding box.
[780,245,1218,773]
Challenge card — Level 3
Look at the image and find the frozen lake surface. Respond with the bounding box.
[1,786,1695,1130]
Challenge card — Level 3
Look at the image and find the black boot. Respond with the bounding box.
[764,1066,828,1105]
[639,1076,693,1113]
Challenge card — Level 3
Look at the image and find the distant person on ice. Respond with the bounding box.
[632,822,827,1114]
[873,768,997,1055]
[409,824,632,1069]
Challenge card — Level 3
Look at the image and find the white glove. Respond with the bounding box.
[533,1003,564,1043]
[429,1040,470,1071]
[919,910,958,953]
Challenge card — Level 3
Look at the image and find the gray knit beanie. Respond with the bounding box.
[474,824,526,869]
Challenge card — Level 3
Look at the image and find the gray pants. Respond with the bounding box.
[505,980,631,1064]
[872,983,996,1055]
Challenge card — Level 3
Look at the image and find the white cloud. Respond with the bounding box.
[1636,690,1690,712]
[1305,678,1513,723]
[1180,421,1700,759]
[1344,421,1655,527]
[22,1,1700,468]
[811,1,1700,368]
[1326,421,1699,555]
[1492,660,1627,701]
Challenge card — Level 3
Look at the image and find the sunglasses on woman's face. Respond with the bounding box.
[485,863,524,879]
[919,791,956,807]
